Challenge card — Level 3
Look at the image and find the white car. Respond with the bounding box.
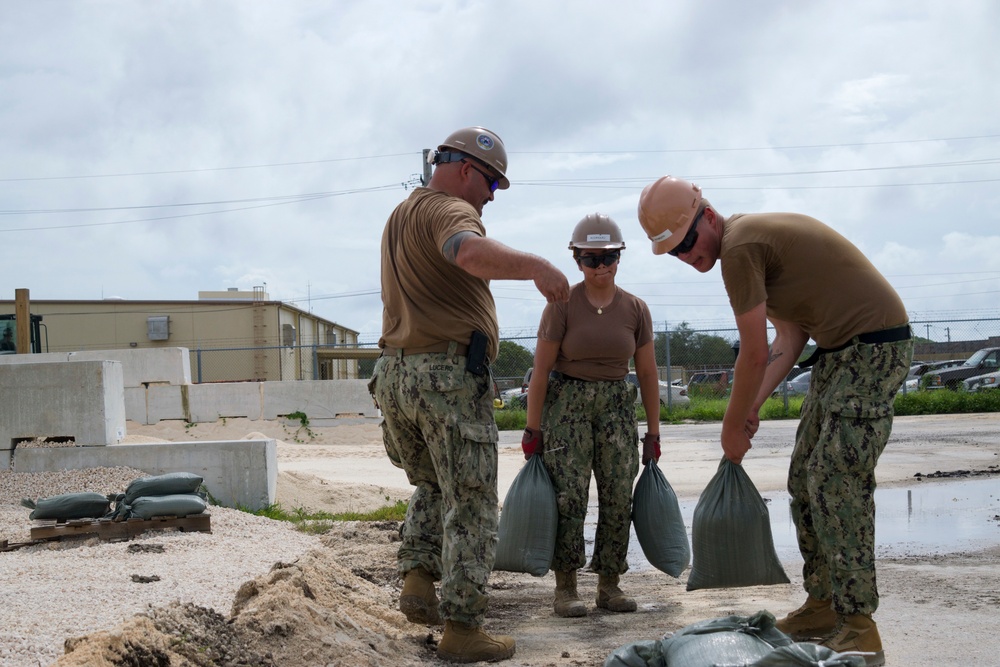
[626,372,690,407]
[963,371,1000,392]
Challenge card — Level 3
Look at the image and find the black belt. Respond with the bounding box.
[381,342,469,357]
[799,324,911,369]
[549,371,587,382]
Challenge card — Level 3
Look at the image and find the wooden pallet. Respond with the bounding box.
[28,513,212,542]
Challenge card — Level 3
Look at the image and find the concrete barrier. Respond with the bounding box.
[262,379,376,420]
[14,439,277,511]
[0,347,191,387]
[1,360,126,470]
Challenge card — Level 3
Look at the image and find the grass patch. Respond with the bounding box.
[494,389,999,430]
[894,388,1000,415]
[244,500,408,533]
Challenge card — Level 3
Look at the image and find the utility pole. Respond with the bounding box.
[421,148,432,186]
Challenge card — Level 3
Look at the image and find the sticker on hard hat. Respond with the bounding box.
[477,134,495,150]
[587,234,611,242]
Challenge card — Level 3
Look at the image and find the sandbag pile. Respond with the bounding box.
[107,472,208,520]
[494,454,558,576]
[603,610,867,667]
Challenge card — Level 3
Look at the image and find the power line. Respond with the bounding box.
[2,133,997,183]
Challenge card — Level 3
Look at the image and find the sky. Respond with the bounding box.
[2,1,999,346]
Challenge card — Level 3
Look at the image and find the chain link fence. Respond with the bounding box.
[190,317,1000,402]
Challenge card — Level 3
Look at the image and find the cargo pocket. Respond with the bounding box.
[456,422,498,493]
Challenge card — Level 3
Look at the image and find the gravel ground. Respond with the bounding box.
[0,468,321,667]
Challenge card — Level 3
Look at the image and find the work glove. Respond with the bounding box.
[521,427,543,460]
[641,433,661,465]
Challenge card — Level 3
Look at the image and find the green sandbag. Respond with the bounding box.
[632,460,690,577]
[686,458,789,591]
[663,610,791,667]
[494,454,558,576]
[124,472,204,504]
[21,492,112,521]
[127,493,207,519]
[746,642,867,666]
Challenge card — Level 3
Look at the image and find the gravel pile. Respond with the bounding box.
[0,468,322,667]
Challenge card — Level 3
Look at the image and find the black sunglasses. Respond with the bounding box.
[576,250,621,269]
[463,160,500,193]
[668,210,703,257]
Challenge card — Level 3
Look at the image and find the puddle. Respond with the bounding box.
[584,477,1000,572]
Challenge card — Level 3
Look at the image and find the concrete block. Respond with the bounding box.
[262,379,378,420]
[13,439,277,511]
[67,347,192,387]
[0,347,192,388]
[124,386,147,424]
[187,382,263,422]
[1,360,126,470]
[145,384,186,425]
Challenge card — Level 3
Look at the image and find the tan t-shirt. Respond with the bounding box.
[538,283,653,381]
[379,188,499,360]
[720,212,907,348]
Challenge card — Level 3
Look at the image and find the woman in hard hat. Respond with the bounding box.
[521,213,661,617]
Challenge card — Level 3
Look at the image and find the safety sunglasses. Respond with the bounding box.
[667,210,702,257]
[576,250,621,269]
[463,160,500,193]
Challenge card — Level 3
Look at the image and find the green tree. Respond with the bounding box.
[494,340,534,384]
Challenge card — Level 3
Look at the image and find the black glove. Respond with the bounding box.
[641,433,661,465]
[522,427,542,460]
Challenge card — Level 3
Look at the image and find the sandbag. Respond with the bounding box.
[663,610,791,667]
[494,454,558,576]
[745,642,867,666]
[127,493,207,519]
[124,472,204,504]
[21,492,111,521]
[686,458,789,591]
[632,460,690,577]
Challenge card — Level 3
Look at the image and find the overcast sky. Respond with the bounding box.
[3,1,998,345]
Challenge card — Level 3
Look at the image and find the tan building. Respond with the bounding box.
[0,288,365,382]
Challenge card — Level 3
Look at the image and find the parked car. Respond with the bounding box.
[499,368,532,409]
[963,370,1000,392]
[898,359,964,394]
[923,348,1000,390]
[686,369,733,398]
[774,370,812,396]
[625,372,690,407]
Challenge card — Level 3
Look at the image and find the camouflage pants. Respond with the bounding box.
[368,350,499,627]
[790,337,913,616]
[540,377,639,574]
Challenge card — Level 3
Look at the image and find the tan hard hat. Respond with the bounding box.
[568,213,626,250]
[637,176,703,255]
[437,126,510,189]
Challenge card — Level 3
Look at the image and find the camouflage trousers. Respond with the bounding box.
[368,349,499,627]
[540,377,639,574]
[790,337,913,616]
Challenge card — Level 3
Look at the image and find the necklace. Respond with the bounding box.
[592,291,614,315]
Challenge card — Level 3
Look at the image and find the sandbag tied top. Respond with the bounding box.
[632,460,690,577]
[686,458,789,591]
[124,472,204,504]
[21,492,113,521]
[494,454,558,577]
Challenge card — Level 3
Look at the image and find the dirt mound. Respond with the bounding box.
[53,523,439,667]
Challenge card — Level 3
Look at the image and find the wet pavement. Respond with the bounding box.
[590,476,1000,572]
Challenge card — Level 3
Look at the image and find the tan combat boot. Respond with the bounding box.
[596,573,636,613]
[436,620,516,663]
[399,567,441,625]
[774,595,837,640]
[822,614,885,667]
[553,570,587,618]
